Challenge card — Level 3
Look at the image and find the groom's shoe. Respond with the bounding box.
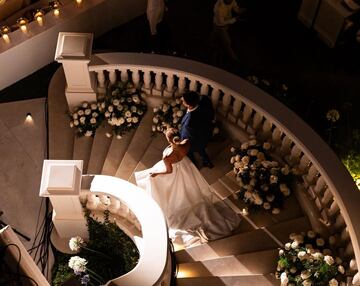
[203,161,214,169]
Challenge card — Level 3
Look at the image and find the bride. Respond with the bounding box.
[135,128,241,247]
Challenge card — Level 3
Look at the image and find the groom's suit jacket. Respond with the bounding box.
[180,96,214,149]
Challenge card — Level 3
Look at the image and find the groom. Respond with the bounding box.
[180,91,214,168]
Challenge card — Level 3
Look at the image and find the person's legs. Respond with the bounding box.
[198,146,214,168]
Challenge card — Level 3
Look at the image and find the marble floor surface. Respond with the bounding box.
[0,98,47,252]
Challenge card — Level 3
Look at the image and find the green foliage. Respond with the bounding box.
[52,253,74,286]
[341,129,360,189]
[52,210,139,285]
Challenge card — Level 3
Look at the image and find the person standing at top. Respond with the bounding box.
[147,0,165,52]
[212,0,243,65]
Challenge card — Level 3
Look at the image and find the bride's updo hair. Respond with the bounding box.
[165,128,181,144]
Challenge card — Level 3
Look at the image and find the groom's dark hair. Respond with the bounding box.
[182,91,200,107]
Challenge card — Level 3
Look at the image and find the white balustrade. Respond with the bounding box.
[165,73,175,97]
[96,70,106,94]
[87,53,360,284]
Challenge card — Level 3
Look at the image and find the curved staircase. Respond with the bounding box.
[48,68,314,286]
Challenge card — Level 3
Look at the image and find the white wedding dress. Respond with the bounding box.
[135,147,241,247]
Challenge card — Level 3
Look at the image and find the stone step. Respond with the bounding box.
[128,134,168,184]
[201,143,233,185]
[175,228,278,263]
[266,216,311,244]
[101,129,135,176]
[87,124,113,174]
[177,248,278,277]
[115,111,154,180]
[48,67,74,160]
[72,136,93,173]
[176,274,278,286]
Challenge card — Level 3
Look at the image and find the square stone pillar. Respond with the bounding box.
[39,160,88,251]
[55,32,97,110]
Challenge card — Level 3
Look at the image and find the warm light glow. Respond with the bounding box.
[76,0,82,4]
[17,18,28,33]
[0,26,10,43]
[34,10,44,26]
[2,34,10,43]
[25,113,33,124]
[51,1,61,16]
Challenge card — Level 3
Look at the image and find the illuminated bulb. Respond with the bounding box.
[76,0,82,4]
[17,17,28,33]
[25,113,33,123]
[0,25,10,43]
[53,8,60,16]
[51,1,61,16]
[34,10,44,26]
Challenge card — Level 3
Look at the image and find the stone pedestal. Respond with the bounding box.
[55,32,96,110]
[39,160,88,253]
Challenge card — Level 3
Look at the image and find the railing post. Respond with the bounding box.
[54,32,96,109]
[39,160,88,254]
[164,73,175,97]
[153,71,163,96]
[109,69,117,86]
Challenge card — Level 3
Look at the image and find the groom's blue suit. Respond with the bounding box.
[180,96,214,166]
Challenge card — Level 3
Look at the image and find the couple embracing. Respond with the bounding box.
[135,91,240,247]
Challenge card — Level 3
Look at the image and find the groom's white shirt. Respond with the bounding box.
[187,105,199,113]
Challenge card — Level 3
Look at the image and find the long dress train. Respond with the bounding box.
[135,155,241,246]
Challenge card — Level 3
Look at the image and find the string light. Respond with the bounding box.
[0,25,10,43]
[34,9,45,26]
[51,1,61,17]
[17,17,28,33]
[76,0,82,4]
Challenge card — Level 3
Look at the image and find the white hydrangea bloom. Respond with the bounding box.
[328,278,338,286]
[85,131,93,137]
[280,272,288,286]
[69,236,84,252]
[324,255,335,265]
[68,256,87,273]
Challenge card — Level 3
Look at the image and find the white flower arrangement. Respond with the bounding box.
[230,138,294,214]
[151,98,186,133]
[69,101,105,137]
[276,231,346,286]
[105,81,147,137]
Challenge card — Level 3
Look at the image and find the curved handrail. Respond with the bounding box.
[88,175,169,286]
[89,53,360,270]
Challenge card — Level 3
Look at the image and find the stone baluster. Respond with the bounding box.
[230,98,242,123]
[211,88,221,110]
[271,127,283,147]
[108,197,120,214]
[132,69,140,88]
[164,73,175,97]
[248,112,263,134]
[118,202,130,218]
[96,70,106,95]
[142,69,152,93]
[298,154,311,174]
[278,136,292,156]
[86,194,100,210]
[341,227,350,241]
[321,188,333,207]
[79,190,90,204]
[108,69,117,86]
[189,79,197,92]
[286,145,303,167]
[220,92,231,116]
[177,76,186,95]
[328,200,340,217]
[350,259,358,272]
[200,83,209,95]
[334,213,346,230]
[120,69,128,82]
[239,105,252,130]
[153,72,163,96]
[259,119,273,141]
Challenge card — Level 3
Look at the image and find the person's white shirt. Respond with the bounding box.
[213,0,240,27]
[147,0,165,35]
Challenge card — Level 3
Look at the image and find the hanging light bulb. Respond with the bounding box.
[34,9,45,26]
[51,1,61,17]
[0,25,10,43]
[17,17,28,33]
[76,0,82,5]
